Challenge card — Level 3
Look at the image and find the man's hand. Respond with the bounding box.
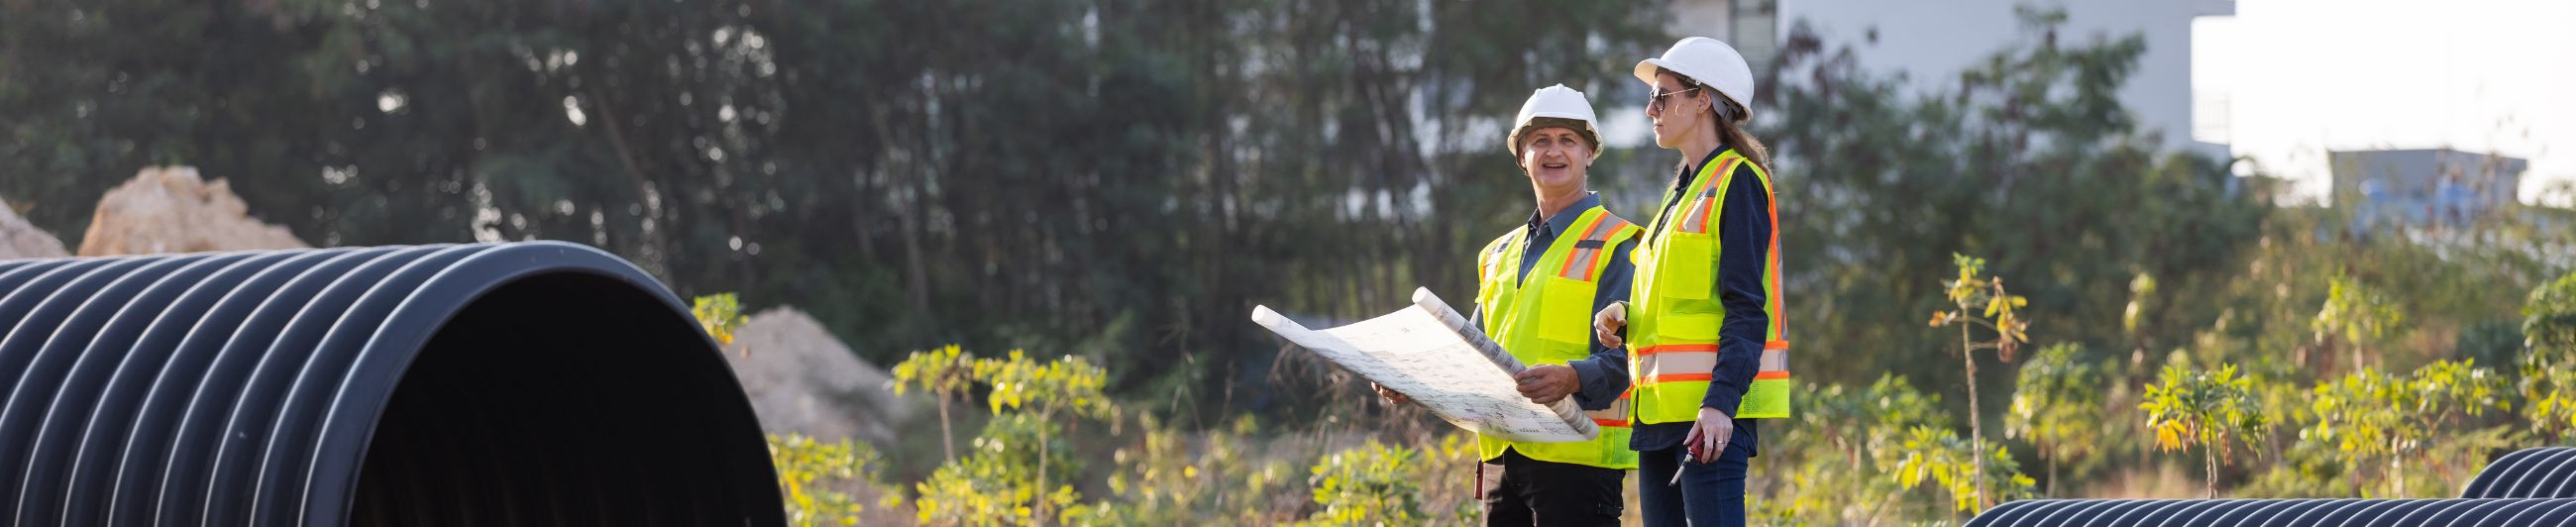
[1594,301,1628,349]
[1372,382,1410,405]
[1681,407,1734,463]
[1514,365,1581,404]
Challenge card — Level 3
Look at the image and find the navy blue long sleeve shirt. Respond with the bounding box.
[1467,191,1637,411]
[1633,146,1770,452]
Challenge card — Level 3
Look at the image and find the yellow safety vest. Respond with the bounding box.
[1473,205,1643,470]
[1628,149,1790,423]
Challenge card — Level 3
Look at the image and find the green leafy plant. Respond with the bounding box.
[1926,253,2030,508]
[2307,360,2507,497]
[2006,343,2105,496]
[769,434,902,526]
[2312,272,2404,372]
[2141,362,2267,497]
[1302,440,1427,526]
[692,293,746,346]
[893,345,980,462]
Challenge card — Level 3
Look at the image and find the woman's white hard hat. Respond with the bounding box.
[1635,37,1756,120]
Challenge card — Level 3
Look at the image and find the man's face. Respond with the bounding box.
[1519,126,1593,193]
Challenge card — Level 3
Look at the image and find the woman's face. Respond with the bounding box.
[1646,72,1707,150]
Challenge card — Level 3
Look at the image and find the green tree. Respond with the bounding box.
[769,434,904,526]
[2306,360,2507,497]
[2312,271,2406,372]
[1892,425,2038,515]
[908,349,1118,525]
[1926,253,2030,508]
[2006,343,2106,496]
[2140,362,2267,497]
[893,345,979,463]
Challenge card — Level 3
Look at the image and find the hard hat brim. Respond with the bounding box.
[1635,57,1751,117]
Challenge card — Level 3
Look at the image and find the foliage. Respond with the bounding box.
[2005,343,2107,495]
[693,293,747,346]
[2140,362,2267,497]
[911,350,1117,525]
[1761,375,2023,523]
[1925,253,2032,509]
[2312,272,2406,371]
[2306,360,2509,497]
[1300,440,1427,526]
[1068,415,1300,524]
[769,434,902,527]
[893,345,980,462]
[1892,425,2039,514]
[2528,271,2576,353]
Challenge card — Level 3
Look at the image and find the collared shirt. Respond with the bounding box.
[1631,147,1770,453]
[1471,191,1637,411]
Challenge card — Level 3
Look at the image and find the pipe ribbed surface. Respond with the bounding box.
[1967,498,2576,526]
[0,242,784,526]
[1971,447,2576,526]
[2463,447,2576,498]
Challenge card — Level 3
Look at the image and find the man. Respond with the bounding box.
[1376,84,1641,526]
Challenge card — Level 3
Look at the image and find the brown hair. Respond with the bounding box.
[1659,67,1771,171]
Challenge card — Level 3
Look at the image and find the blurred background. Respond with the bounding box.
[3,0,2572,524]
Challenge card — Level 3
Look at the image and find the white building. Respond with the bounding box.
[1666,0,2235,159]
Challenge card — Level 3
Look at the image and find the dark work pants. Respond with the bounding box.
[1480,449,1626,527]
[1636,422,1758,527]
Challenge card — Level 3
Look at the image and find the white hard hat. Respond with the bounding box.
[1634,37,1756,120]
[1509,84,1602,159]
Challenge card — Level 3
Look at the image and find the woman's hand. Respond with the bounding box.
[1681,406,1734,463]
[1594,301,1628,349]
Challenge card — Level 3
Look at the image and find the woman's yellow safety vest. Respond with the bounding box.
[1472,206,1643,470]
[1628,149,1790,424]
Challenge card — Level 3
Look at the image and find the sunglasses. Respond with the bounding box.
[1649,86,1703,112]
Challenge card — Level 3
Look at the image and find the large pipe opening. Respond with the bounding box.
[352,271,778,526]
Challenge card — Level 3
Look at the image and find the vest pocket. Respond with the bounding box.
[1656,232,1714,300]
[1539,276,1594,346]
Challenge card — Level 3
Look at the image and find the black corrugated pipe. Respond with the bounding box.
[0,242,785,526]
[2463,447,2576,498]
[1965,446,2576,526]
[1966,498,2576,526]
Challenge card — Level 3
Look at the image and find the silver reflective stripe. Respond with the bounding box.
[1640,351,1717,377]
[1761,348,1787,372]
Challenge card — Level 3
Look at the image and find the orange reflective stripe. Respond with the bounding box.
[1593,418,1631,428]
[1573,218,1632,281]
[1761,164,1784,340]
[1755,370,1790,380]
[1764,340,1787,350]
[1556,213,1611,279]
[1651,373,1711,382]
[1638,344,1718,355]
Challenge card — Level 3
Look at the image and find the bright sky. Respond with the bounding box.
[2198,0,2576,204]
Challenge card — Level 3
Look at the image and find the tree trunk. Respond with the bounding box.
[2204,446,2218,498]
[2392,449,2406,497]
[2046,447,2059,497]
[937,394,956,463]
[1962,326,1989,508]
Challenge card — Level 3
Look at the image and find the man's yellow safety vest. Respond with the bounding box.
[1628,148,1790,424]
[1473,205,1643,470]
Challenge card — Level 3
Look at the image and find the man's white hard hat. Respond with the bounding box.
[1509,84,1602,160]
[1634,37,1756,120]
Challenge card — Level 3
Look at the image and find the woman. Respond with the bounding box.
[1593,37,1790,527]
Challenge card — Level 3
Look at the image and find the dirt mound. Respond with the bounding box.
[725,307,915,444]
[0,201,69,260]
[77,166,307,256]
